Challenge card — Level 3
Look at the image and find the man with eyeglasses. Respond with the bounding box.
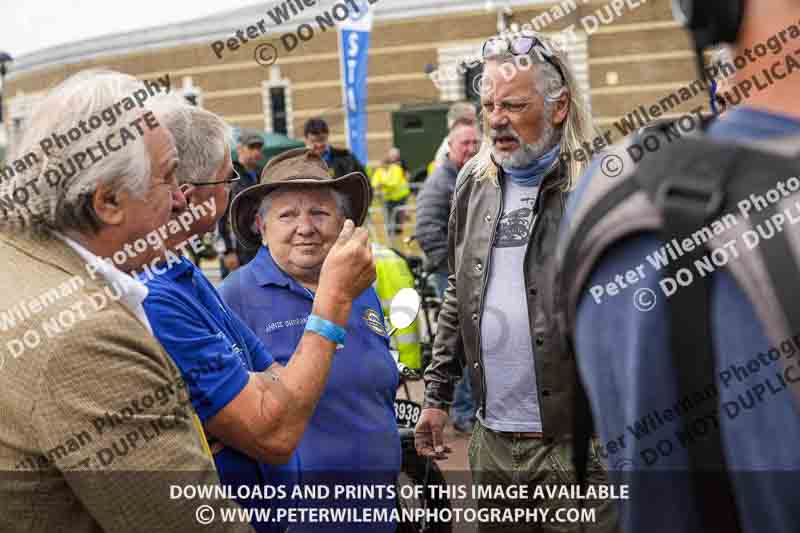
[218,130,266,277]
[140,103,377,532]
[0,71,258,533]
[416,32,618,532]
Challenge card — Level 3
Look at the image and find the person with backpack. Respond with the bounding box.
[554,2,800,532]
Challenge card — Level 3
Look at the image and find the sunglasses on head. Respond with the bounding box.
[482,35,567,86]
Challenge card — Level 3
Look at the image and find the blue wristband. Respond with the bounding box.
[305,314,347,345]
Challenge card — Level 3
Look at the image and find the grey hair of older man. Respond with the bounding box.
[0,69,174,234]
[474,32,597,190]
[151,96,234,185]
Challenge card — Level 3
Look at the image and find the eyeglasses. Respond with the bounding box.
[481,99,534,115]
[182,166,242,189]
[482,34,567,87]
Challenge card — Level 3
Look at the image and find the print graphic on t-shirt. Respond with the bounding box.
[494,197,537,248]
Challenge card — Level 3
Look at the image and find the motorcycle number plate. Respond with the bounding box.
[394,399,422,428]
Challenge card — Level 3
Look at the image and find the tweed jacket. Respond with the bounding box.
[0,232,252,532]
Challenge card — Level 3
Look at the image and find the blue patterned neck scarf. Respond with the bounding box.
[502,144,561,187]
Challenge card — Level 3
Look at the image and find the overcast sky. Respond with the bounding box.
[0,0,264,58]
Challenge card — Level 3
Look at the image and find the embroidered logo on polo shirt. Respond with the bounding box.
[265,315,309,334]
[362,308,386,336]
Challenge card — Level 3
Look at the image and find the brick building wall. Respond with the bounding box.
[3,0,699,166]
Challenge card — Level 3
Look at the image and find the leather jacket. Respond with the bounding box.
[422,156,577,443]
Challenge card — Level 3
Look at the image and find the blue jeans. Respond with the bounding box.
[432,271,476,425]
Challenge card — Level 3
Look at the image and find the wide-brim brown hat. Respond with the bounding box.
[230,147,372,250]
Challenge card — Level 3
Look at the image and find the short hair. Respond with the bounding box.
[447,102,477,128]
[257,185,351,233]
[1,69,175,234]
[304,118,330,137]
[154,97,233,184]
[450,116,476,132]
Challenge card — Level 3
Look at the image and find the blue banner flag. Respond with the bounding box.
[338,1,374,166]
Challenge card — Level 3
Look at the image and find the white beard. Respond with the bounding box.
[491,108,557,170]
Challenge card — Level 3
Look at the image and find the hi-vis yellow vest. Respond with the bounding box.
[427,160,437,177]
[372,244,421,369]
[370,164,411,202]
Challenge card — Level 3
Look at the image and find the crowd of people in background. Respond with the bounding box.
[2,1,800,531]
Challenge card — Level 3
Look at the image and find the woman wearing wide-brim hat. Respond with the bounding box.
[220,148,400,532]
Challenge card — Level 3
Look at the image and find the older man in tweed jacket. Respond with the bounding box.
[0,70,252,532]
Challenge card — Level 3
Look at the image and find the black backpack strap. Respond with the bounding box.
[572,364,594,487]
[634,135,742,533]
[701,140,800,408]
[747,203,800,360]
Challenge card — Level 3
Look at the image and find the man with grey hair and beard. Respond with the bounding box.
[0,70,254,531]
[415,32,618,531]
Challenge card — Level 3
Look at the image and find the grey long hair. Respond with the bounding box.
[472,33,597,191]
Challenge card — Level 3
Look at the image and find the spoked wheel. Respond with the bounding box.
[397,444,452,533]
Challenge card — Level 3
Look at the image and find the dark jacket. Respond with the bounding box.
[218,161,259,266]
[414,158,460,272]
[423,157,576,443]
[325,146,366,178]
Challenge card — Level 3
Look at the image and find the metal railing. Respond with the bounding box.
[367,190,423,256]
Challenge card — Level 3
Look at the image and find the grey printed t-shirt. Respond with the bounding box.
[479,179,542,432]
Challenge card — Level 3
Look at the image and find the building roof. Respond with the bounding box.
[8,0,547,77]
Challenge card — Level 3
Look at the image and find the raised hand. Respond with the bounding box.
[317,219,376,304]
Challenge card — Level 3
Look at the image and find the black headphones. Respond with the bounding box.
[672,0,745,114]
[671,0,745,49]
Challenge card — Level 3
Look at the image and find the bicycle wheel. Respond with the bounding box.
[397,445,452,533]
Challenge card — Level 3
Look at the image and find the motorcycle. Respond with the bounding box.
[387,289,452,533]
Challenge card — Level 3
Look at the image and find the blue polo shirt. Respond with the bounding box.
[140,257,298,533]
[566,107,800,533]
[219,246,401,532]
